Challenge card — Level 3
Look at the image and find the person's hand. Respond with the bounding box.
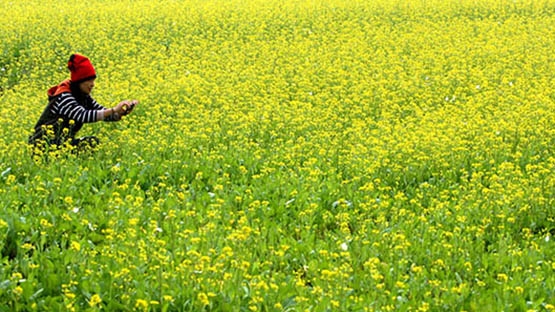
[112,100,138,119]
[122,100,139,115]
[114,101,130,115]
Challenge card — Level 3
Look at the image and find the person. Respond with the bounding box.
[28,53,138,154]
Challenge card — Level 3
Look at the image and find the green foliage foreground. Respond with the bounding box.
[0,0,554,310]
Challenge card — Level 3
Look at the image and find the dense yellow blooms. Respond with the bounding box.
[0,0,554,310]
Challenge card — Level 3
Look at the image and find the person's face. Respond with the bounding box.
[79,78,96,95]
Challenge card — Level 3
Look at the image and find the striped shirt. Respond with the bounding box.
[51,93,108,123]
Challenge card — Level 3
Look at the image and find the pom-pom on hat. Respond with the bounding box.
[67,53,96,83]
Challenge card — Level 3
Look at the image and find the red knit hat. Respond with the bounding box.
[67,53,96,82]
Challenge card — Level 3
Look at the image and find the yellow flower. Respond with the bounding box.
[6,174,16,185]
[13,286,23,296]
[198,292,210,306]
[497,273,509,282]
[70,241,81,251]
[65,292,76,300]
[135,299,149,310]
[11,272,23,280]
[222,246,234,257]
[163,295,174,302]
[21,243,34,250]
[40,218,53,228]
[89,294,102,307]
[111,165,120,173]
[418,303,430,312]
[411,265,423,274]
[64,196,73,205]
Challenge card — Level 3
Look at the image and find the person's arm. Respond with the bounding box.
[89,98,122,121]
[95,98,138,121]
[97,107,121,121]
[56,93,100,123]
[54,93,125,123]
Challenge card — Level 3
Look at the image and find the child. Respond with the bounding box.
[29,53,138,152]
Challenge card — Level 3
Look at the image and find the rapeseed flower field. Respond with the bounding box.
[1,0,554,310]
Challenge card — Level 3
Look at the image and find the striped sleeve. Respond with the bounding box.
[90,98,121,122]
[91,98,106,110]
[92,98,120,122]
[52,93,99,123]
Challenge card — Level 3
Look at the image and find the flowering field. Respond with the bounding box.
[1,0,555,310]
